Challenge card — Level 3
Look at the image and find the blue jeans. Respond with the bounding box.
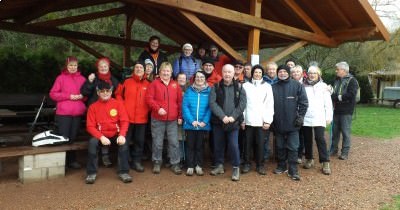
[213,124,240,167]
[275,131,299,175]
[86,137,130,175]
[331,114,353,156]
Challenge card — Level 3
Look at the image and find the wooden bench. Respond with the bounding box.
[0,141,88,183]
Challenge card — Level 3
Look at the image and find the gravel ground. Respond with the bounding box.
[0,136,399,210]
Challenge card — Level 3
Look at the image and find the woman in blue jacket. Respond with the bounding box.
[182,71,211,176]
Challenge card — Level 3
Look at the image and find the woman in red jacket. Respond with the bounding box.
[115,61,150,172]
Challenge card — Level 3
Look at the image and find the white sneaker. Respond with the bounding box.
[186,168,194,176]
[195,165,204,176]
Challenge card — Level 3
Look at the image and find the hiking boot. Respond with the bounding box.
[210,164,224,176]
[231,167,240,181]
[118,173,132,183]
[153,161,161,174]
[241,164,251,174]
[303,159,315,169]
[85,174,97,184]
[195,165,204,176]
[68,161,82,169]
[273,167,288,174]
[257,166,266,175]
[297,158,303,164]
[186,168,194,176]
[102,155,112,167]
[171,164,182,175]
[288,173,301,181]
[131,162,144,172]
[322,162,331,175]
[339,155,348,160]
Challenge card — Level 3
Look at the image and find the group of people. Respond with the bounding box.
[49,35,359,184]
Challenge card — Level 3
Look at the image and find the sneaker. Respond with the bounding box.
[241,164,251,174]
[231,167,240,181]
[210,164,224,176]
[131,162,144,172]
[339,155,348,160]
[186,168,194,176]
[68,161,82,169]
[102,155,112,167]
[288,173,301,181]
[171,164,182,175]
[85,174,97,184]
[322,162,331,175]
[296,158,302,164]
[303,159,315,169]
[118,173,132,183]
[195,165,204,176]
[256,166,266,175]
[273,167,288,174]
[153,161,161,174]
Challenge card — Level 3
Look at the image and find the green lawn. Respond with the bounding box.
[331,105,400,140]
[381,195,400,210]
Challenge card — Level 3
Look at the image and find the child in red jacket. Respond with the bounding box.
[85,81,132,184]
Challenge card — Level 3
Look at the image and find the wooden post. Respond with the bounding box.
[247,0,262,63]
[123,14,135,67]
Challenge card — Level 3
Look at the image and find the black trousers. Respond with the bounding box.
[244,126,266,167]
[303,126,329,163]
[56,115,81,164]
[126,123,147,163]
[186,130,207,168]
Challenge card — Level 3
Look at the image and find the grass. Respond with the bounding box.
[349,105,400,139]
[381,195,400,210]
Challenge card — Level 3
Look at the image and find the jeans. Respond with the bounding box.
[151,118,180,165]
[275,131,299,175]
[303,126,329,163]
[126,123,146,163]
[244,126,266,167]
[86,137,130,175]
[213,124,240,167]
[56,115,81,165]
[186,130,207,168]
[331,114,353,156]
[263,130,271,160]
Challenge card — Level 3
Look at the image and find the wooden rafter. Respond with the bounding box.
[358,0,390,41]
[127,0,337,47]
[180,11,244,61]
[0,21,180,52]
[67,38,122,69]
[263,41,308,64]
[330,27,378,41]
[32,7,127,27]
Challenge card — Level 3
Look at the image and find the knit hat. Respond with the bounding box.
[233,60,244,66]
[182,43,193,50]
[202,57,215,66]
[277,64,291,74]
[144,59,154,67]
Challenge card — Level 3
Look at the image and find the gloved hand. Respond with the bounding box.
[294,115,304,128]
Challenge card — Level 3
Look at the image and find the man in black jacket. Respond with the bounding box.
[272,65,308,181]
[331,61,359,160]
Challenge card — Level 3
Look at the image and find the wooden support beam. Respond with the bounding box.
[32,7,127,27]
[67,38,122,70]
[0,21,180,52]
[123,14,135,67]
[262,41,308,65]
[180,11,244,62]
[247,0,262,62]
[127,0,337,47]
[330,27,378,42]
[358,0,390,41]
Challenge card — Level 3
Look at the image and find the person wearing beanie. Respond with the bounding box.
[271,64,308,181]
[173,43,201,80]
[115,61,151,173]
[138,35,168,75]
[233,60,245,83]
[144,58,155,81]
[241,64,274,175]
[85,80,132,184]
[302,65,333,175]
[50,56,86,170]
[198,57,221,87]
[81,57,120,167]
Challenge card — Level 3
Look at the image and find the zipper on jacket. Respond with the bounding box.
[196,92,200,130]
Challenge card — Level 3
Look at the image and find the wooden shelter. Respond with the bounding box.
[0,0,390,68]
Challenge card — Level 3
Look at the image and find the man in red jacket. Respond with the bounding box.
[146,62,183,175]
[85,81,132,184]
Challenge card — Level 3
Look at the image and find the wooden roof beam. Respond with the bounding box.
[0,21,180,52]
[31,7,127,27]
[358,0,390,41]
[67,38,122,69]
[127,0,337,47]
[262,41,308,65]
[180,11,244,62]
[329,26,379,41]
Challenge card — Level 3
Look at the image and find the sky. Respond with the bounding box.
[369,0,400,30]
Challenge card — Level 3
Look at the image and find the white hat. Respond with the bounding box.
[144,59,153,67]
[182,43,193,50]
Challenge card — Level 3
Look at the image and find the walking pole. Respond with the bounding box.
[28,95,46,145]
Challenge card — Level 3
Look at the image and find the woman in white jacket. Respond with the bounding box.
[241,65,274,175]
[302,66,333,175]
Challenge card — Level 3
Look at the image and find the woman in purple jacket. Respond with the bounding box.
[49,56,86,169]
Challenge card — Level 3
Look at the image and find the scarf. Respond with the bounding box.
[306,77,320,86]
[97,71,112,85]
[192,83,208,92]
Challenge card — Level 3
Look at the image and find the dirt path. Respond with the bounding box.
[1,136,399,209]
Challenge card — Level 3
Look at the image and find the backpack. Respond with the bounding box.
[346,77,360,103]
[178,56,197,74]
